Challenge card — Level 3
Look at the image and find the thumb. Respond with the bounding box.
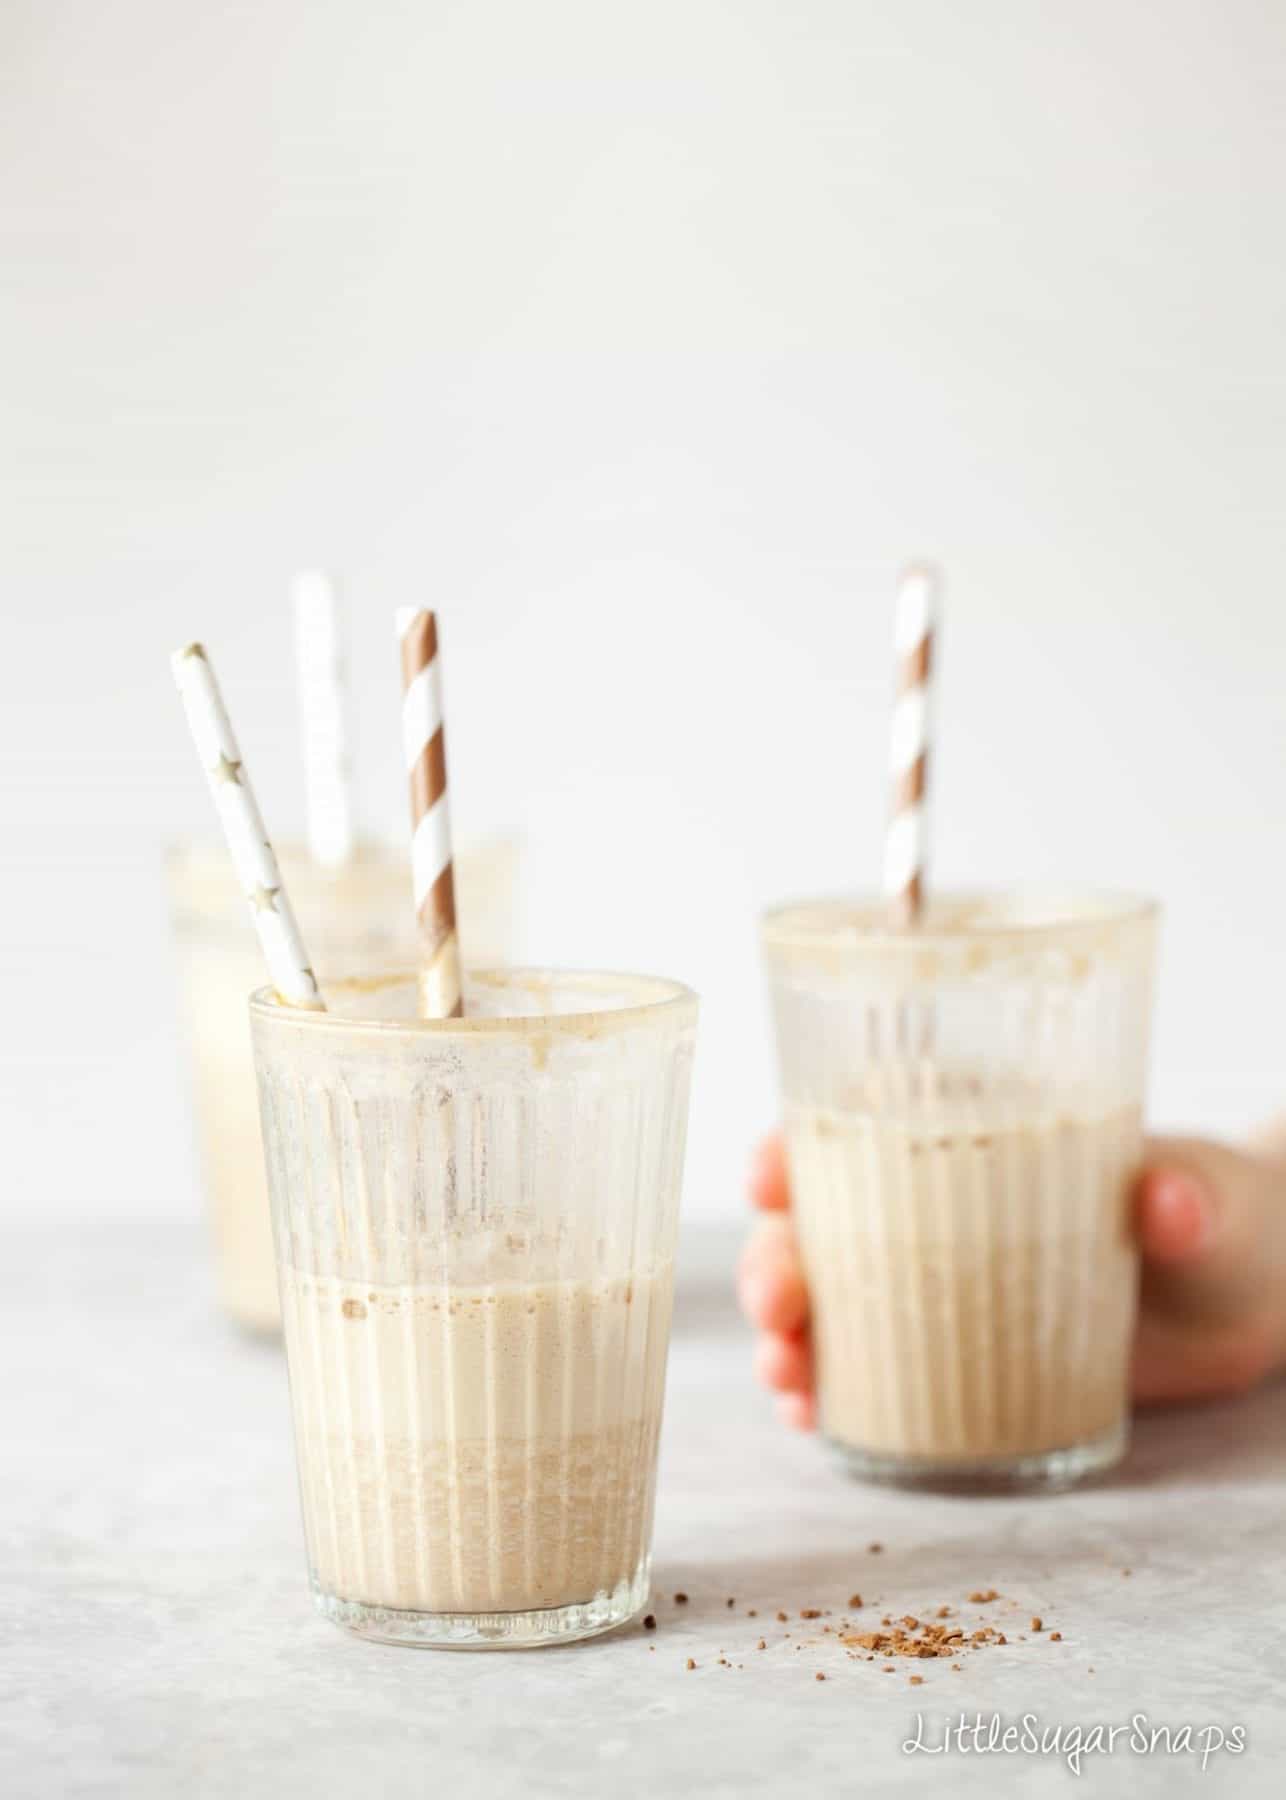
[1136,1136,1285,1328]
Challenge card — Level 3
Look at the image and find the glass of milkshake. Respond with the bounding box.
[168,841,519,1332]
[250,966,697,1647]
[763,890,1158,1491]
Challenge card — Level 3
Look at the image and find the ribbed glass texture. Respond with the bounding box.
[167,841,518,1332]
[764,892,1158,1491]
[251,968,697,1647]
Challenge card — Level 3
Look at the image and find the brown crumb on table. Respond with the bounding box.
[882,1665,895,1673]
[868,1542,883,1554]
[1122,1569,1132,1577]
[685,1658,696,1671]
[726,1597,735,1608]
[815,1672,826,1682]
[776,1611,788,1622]
[643,1615,656,1631]
[935,1606,951,1618]
[747,1608,757,1618]
[757,1639,767,1651]
[673,1592,688,1605]
[848,1594,863,1608]
[951,1663,962,1672]
[1050,1632,1062,1642]
[909,1675,923,1686]
[1030,1617,1043,1632]
[800,1608,822,1619]
[901,1616,919,1630]
[968,1590,999,1604]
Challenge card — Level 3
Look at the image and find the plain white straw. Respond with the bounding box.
[293,570,355,869]
[171,642,325,1009]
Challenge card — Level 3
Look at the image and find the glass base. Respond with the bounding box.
[825,1418,1128,1494]
[309,1557,652,1650]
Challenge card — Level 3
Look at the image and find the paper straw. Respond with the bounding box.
[293,570,355,869]
[396,607,463,1018]
[171,643,325,1010]
[883,562,938,928]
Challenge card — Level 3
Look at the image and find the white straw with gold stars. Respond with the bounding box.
[171,643,325,1010]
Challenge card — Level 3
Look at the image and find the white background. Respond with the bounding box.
[2,0,1283,1225]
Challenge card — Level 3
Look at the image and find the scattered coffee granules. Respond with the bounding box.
[842,1617,1006,1661]
[643,1615,656,1631]
[659,1582,1059,1682]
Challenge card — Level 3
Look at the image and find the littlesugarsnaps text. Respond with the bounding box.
[903,1711,1247,1776]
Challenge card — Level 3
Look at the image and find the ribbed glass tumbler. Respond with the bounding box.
[763,892,1158,1492]
[251,969,698,1648]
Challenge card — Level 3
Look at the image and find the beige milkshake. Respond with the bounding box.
[252,967,697,1646]
[764,890,1158,1489]
[280,1250,673,1617]
[786,1091,1140,1469]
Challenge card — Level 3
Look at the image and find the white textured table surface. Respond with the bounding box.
[6,1218,1284,1799]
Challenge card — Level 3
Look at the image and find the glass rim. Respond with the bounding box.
[762,887,1159,952]
[249,965,699,1039]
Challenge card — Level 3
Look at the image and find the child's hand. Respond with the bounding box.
[736,1130,1286,1428]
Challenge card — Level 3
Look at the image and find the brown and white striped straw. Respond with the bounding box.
[883,562,939,928]
[171,642,325,1010]
[397,607,463,1018]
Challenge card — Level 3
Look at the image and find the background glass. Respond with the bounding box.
[764,891,1158,1491]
